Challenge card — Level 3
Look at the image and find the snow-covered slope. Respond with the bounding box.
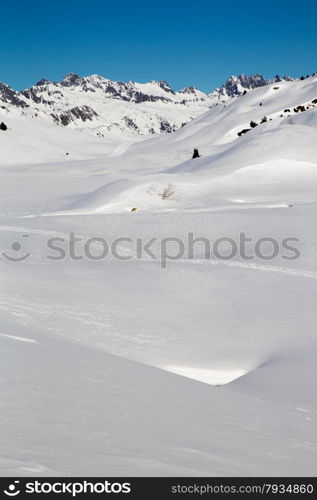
[1,72,316,477]
[0,105,142,165]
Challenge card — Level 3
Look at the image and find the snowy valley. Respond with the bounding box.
[0,72,317,476]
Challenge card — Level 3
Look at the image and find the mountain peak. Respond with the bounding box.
[180,86,198,94]
[0,82,29,108]
[35,78,53,86]
[60,73,83,86]
[216,74,267,97]
[151,80,175,94]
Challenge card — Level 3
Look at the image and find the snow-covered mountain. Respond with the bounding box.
[211,73,295,99]
[53,74,317,214]
[0,72,295,136]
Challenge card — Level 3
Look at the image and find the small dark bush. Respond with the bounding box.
[192,148,201,159]
[294,105,305,113]
[237,128,250,137]
[250,120,258,128]
[0,122,7,131]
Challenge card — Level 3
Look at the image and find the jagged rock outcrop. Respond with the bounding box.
[51,105,99,126]
[0,83,29,108]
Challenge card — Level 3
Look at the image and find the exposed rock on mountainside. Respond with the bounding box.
[0,82,29,108]
[51,106,99,126]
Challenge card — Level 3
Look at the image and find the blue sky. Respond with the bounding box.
[1,0,316,92]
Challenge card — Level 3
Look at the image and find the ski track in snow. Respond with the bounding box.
[182,258,317,279]
[108,140,133,157]
[0,333,37,343]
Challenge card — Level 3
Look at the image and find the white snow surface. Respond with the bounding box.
[0,75,317,476]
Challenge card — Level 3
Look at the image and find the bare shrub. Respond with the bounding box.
[160,184,175,200]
